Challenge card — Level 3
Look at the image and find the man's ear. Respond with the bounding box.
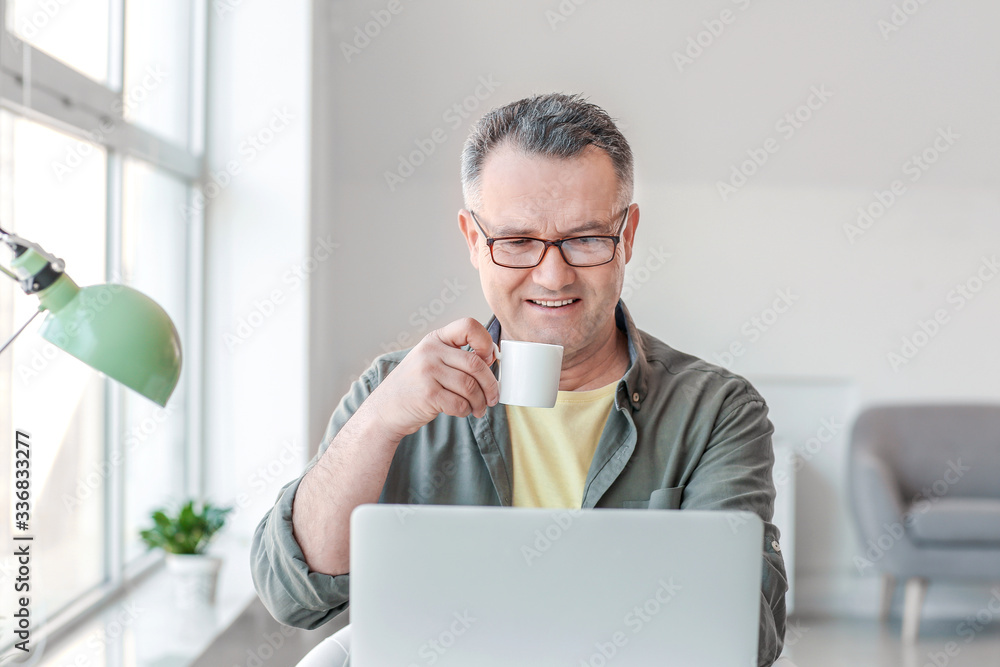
[621,204,639,264]
[458,209,481,269]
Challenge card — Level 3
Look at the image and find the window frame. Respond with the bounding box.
[0,0,206,651]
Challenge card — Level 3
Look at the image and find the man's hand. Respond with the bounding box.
[292,317,498,577]
[363,317,500,441]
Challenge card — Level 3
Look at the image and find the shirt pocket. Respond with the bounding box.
[622,485,685,510]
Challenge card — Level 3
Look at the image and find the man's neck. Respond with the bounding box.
[558,326,630,392]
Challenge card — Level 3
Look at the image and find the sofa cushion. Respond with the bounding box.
[907,498,1000,545]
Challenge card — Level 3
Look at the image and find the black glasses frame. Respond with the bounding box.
[469,207,630,269]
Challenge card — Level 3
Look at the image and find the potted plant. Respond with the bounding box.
[140,499,232,608]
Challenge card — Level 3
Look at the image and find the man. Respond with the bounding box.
[251,93,788,666]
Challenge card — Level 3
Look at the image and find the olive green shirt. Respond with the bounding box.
[250,301,788,666]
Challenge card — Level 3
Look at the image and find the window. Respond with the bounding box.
[123,1,195,149]
[0,0,204,650]
[0,113,109,618]
[7,0,111,84]
[121,158,191,563]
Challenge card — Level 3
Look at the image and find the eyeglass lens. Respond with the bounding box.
[492,237,616,267]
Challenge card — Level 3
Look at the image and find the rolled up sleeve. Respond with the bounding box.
[681,396,788,667]
[250,475,351,628]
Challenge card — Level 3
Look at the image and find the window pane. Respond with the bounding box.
[6,0,110,85]
[124,0,193,148]
[121,158,188,562]
[0,111,107,634]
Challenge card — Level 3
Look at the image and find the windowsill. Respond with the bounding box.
[32,531,259,667]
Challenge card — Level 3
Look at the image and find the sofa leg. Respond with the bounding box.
[902,577,927,642]
[879,574,895,622]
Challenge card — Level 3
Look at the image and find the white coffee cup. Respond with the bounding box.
[497,340,564,408]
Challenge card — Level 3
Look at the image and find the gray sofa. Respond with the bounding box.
[847,403,1000,640]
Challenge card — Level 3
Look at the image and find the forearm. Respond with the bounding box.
[292,401,401,576]
[288,320,498,579]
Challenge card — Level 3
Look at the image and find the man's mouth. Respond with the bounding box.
[528,298,580,308]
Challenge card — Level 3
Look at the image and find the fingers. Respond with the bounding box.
[432,361,491,418]
[433,317,498,365]
[437,346,500,416]
[371,318,500,437]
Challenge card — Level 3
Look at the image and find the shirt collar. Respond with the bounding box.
[484,299,648,412]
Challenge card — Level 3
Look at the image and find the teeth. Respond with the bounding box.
[531,299,576,307]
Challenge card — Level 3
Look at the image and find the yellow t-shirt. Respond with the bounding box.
[508,379,618,509]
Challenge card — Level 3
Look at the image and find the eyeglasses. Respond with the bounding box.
[469,208,629,269]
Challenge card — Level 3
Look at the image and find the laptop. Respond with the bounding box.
[350,504,763,667]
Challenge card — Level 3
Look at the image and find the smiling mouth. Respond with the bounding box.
[528,298,580,308]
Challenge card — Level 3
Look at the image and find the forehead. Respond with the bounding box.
[478,144,620,230]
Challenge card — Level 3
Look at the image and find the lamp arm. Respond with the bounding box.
[0,308,42,356]
[0,226,66,294]
[0,223,48,353]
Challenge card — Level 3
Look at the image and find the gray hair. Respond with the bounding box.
[460,93,634,214]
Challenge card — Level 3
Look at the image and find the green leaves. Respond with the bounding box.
[139,499,233,555]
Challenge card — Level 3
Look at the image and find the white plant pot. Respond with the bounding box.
[165,553,223,609]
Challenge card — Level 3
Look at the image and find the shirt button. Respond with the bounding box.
[631,392,640,403]
[771,540,781,553]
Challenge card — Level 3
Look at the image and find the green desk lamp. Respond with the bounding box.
[0,224,182,406]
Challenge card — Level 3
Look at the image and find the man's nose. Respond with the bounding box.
[530,244,575,291]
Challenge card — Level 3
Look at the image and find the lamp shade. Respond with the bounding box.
[33,272,182,406]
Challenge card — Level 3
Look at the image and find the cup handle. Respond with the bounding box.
[493,342,501,389]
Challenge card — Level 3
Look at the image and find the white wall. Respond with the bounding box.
[204,0,312,538]
[307,0,1000,618]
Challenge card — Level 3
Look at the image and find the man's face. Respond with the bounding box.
[458,144,638,364]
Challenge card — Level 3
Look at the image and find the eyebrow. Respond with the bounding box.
[492,220,614,237]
